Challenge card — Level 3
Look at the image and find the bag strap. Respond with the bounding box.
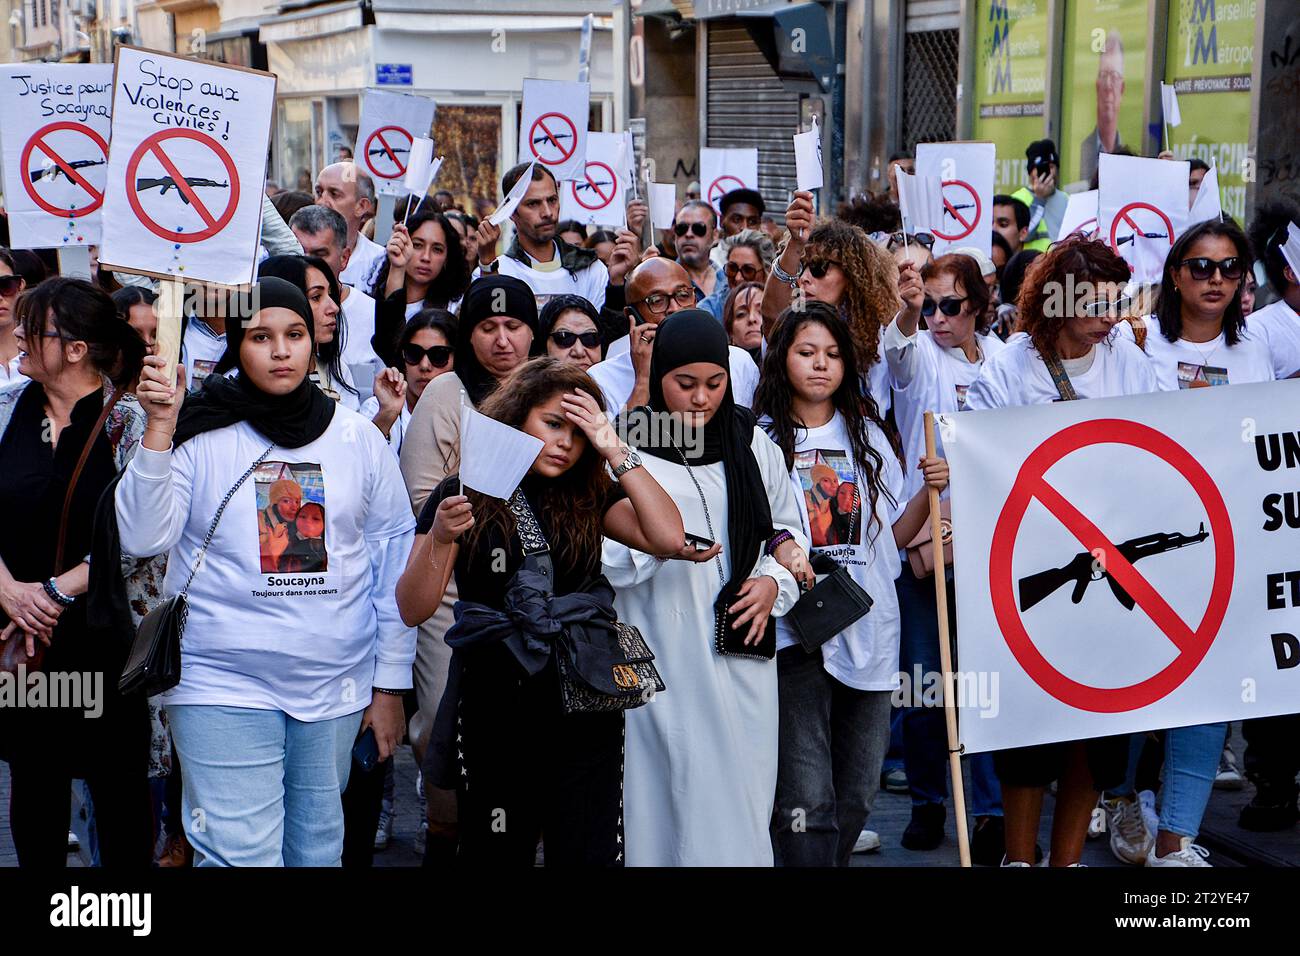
[179,443,276,595]
[508,488,555,590]
[55,385,126,574]
[1043,354,1079,402]
[673,446,727,590]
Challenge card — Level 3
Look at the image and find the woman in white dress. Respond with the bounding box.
[603,308,807,866]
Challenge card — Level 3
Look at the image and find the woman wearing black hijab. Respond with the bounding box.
[603,309,807,866]
[114,277,416,867]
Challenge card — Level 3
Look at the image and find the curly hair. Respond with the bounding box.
[801,219,901,370]
[1016,236,1132,359]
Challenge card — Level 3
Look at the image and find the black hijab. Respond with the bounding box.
[177,276,335,448]
[622,308,773,603]
[455,274,542,406]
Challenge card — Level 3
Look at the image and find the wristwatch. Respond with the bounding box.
[772,259,803,289]
[606,447,643,482]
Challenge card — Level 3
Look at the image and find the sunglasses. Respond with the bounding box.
[1080,294,1134,319]
[674,222,709,238]
[724,262,764,281]
[803,258,842,280]
[550,329,601,349]
[888,232,935,250]
[401,343,453,368]
[1179,256,1244,281]
[0,275,23,297]
[634,287,697,315]
[921,296,966,318]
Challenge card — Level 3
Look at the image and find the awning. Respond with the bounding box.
[369,9,612,33]
[258,0,365,43]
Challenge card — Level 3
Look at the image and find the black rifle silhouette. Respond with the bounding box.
[1116,231,1168,245]
[533,130,573,147]
[30,158,106,183]
[136,177,229,205]
[943,202,976,221]
[368,146,409,157]
[575,179,613,193]
[1017,523,1209,613]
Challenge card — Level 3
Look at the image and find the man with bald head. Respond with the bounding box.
[587,256,761,413]
[314,161,385,291]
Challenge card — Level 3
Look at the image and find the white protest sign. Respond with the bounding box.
[518,78,589,182]
[1099,153,1188,285]
[489,161,535,227]
[648,181,676,230]
[793,118,823,192]
[896,169,944,239]
[0,65,113,248]
[699,147,758,215]
[560,131,627,228]
[459,405,545,500]
[99,48,275,286]
[945,382,1300,753]
[356,89,436,196]
[916,142,995,257]
[1056,189,1099,241]
[1187,161,1222,224]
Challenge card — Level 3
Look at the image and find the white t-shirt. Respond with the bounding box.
[0,354,27,394]
[771,412,907,691]
[965,332,1160,409]
[491,244,609,311]
[341,232,386,293]
[1117,314,1274,389]
[885,322,1006,496]
[589,335,760,413]
[340,288,382,403]
[115,408,416,721]
[180,318,227,391]
[1245,298,1300,379]
[360,394,412,458]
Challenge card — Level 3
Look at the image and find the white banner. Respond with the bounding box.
[1099,153,1188,285]
[916,142,995,257]
[518,78,589,182]
[945,381,1300,753]
[99,48,275,286]
[559,131,626,228]
[356,89,436,196]
[0,64,113,248]
[699,147,757,215]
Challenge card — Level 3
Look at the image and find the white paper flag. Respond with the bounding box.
[916,141,996,256]
[1281,223,1300,280]
[459,405,545,500]
[403,137,437,196]
[896,169,944,238]
[489,162,536,226]
[560,131,627,228]
[793,118,824,192]
[1161,83,1182,128]
[648,181,676,230]
[1187,161,1221,224]
[1098,153,1188,285]
[1056,189,1100,241]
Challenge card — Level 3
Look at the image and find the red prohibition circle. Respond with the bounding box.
[708,175,745,211]
[363,126,413,180]
[20,121,109,217]
[931,179,982,241]
[1109,201,1175,255]
[571,161,617,210]
[124,129,241,244]
[988,419,1234,713]
[1070,217,1099,238]
[528,112,578,165]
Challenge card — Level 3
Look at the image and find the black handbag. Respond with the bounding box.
[787,552,874,654]
[119,444,275,696]
[508,489,665,713]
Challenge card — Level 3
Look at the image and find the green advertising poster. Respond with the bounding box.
[972,0,1049,194]
[1059,1,1149,191]
[1165,0,1256,221]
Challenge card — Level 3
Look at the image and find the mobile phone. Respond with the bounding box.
[684,532,715,552]
[352,727,379,772]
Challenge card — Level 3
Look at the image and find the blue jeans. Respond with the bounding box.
[1107,722,1225,838]
[167,704,363,867]
[895,564,1003,817]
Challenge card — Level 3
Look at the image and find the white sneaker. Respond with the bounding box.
[1000,856,1031,867]
[67,830,80,851]
[1138,789,1159,837]
[852,828,881,853]
[1147,837,1211,867]
[373,809,392,851]
[1101,795,1153,865]
[1214,746,1245,790]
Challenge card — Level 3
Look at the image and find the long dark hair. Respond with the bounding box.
[400,308,457,354]
[370,210,470,308]
[1155,218,1253,345]
[463,357,612,574]
[18,277,144,388]
[258,254,358,398]
[754,301,899,542]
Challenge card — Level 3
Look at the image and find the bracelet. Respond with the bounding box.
[766,530,794,555]
[44,577,75,608]
[373,687,405,696]
[772,260,803,288]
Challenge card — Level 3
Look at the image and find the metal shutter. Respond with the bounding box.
[705,21,800,217]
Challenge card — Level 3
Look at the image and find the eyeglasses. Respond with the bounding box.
[401,343,453,368]
[1079,294,1134,318]
[724,262,764,282]
[633,287,696,315]
[803,257,842,280]
[888,232,935,251]
[0,275,23,297]
[921,296,967,318]
[550,329,601,349]
[674,222,709,238]
[1179,256,1244,281]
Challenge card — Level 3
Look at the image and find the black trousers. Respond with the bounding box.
[455,645,624,867]
[1242,714,1300,791]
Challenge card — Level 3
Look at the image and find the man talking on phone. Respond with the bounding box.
[1011,139,1068,253]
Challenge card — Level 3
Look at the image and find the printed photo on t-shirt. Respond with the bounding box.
[188,359,217,391]
[954,383,970,410]
[1177,361,1228,388]
[254,461,328,574]
[795,448,859,548]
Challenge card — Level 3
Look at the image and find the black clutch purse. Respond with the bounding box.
[786,553,874,654]
[714,599,777,660]
[119,444,274,697]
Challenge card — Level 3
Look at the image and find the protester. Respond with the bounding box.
[538,294,604,371]
[0,248,29,393]
[990,232,1013,281]
[604,309,806,866]
[673,200,725,302]
[0,278,152,867]
[756,301,949,866]
[112,287,158,360]
[584,229,617,263]
[992,195,1031,257]
[1242,267,1258,318]
[702,229,776,321]
[362,310,457,457]
[442,210,481,272]
[965,237,1160,866]
[315,162,385,291]
[1245,204,1300,381]
[556,220,587,246]
[1188,158,1211,204]
[723,282,764,360]
[587,257,760,413]
[711,189,766,269]
[1011,140,1069,252]
[115,276,414,867]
